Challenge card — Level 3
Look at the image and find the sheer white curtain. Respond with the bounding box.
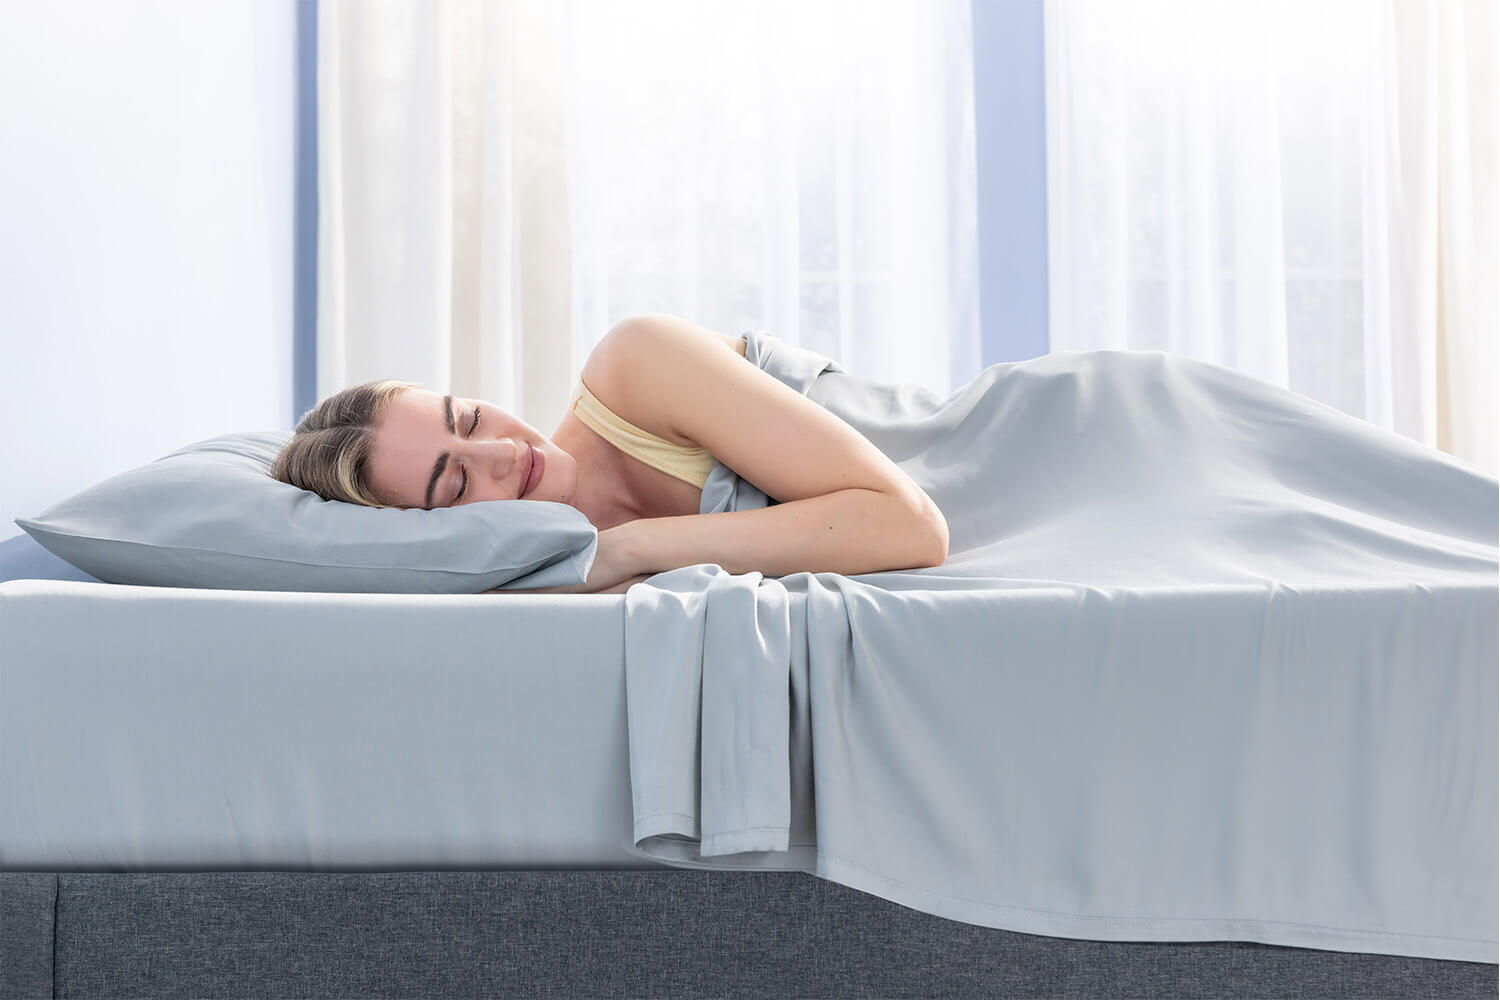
[1045,0,1498,477]
[317,0,979,433]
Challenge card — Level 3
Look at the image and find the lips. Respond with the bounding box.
[520,444,541,498]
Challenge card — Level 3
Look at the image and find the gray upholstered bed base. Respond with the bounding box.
[2,871,1495,998]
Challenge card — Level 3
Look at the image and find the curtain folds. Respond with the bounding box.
[1045,0,1497,477]
[317,0,980,435]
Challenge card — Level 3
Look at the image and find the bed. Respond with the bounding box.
[1,571,1495,999]
[4,334,1496,997]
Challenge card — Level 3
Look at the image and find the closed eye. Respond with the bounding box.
[452,404,481,505]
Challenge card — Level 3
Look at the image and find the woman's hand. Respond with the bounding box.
[484,523,647,595]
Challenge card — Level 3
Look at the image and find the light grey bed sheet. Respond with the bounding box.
[623,331,1499,964]
[0,579,716,873]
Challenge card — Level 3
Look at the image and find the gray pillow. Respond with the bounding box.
[13,431,598,593]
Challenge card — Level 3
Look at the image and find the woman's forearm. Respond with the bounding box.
[596,573,654,594]
[620,487,948,579]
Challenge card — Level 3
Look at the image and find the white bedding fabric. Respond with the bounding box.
[623,333,1498,963]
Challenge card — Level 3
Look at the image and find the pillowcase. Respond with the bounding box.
[13,431,598,593]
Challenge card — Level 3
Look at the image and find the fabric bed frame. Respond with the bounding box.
[3,871,1496,998]
[1,571,1496,998]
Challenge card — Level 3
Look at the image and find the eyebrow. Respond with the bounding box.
[423,394,457,510]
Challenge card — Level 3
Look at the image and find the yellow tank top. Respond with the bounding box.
[568,378,716,489]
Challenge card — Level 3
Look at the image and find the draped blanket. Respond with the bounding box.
[623,331,1498,963]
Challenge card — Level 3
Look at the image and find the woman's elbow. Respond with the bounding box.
[923,517,949,567]
[912,498,949,568]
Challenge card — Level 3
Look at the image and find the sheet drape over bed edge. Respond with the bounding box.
[622,331,1499,963]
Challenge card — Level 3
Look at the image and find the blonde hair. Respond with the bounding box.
[270,378,422,507]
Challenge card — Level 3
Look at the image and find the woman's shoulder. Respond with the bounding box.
[579,324,746,448]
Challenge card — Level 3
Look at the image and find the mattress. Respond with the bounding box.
[0,577,802,872]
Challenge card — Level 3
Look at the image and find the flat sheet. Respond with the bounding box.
[623,331,1499,963]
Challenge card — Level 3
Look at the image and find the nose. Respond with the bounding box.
[474,438,527,480]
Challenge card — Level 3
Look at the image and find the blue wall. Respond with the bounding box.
[293,0,319,424]
[973,0,1050,365]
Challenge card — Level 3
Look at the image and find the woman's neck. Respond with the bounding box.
[551,418,643,532]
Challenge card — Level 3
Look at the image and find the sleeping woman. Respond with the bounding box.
[269,313,950,594]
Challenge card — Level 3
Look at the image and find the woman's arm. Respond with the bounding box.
[617,487,947,579]
[599,313,949,578]
[596,573,654,594]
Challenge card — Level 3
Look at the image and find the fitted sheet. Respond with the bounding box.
[0,578,778,872]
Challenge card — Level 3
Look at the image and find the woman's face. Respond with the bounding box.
[365,387,571,509]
